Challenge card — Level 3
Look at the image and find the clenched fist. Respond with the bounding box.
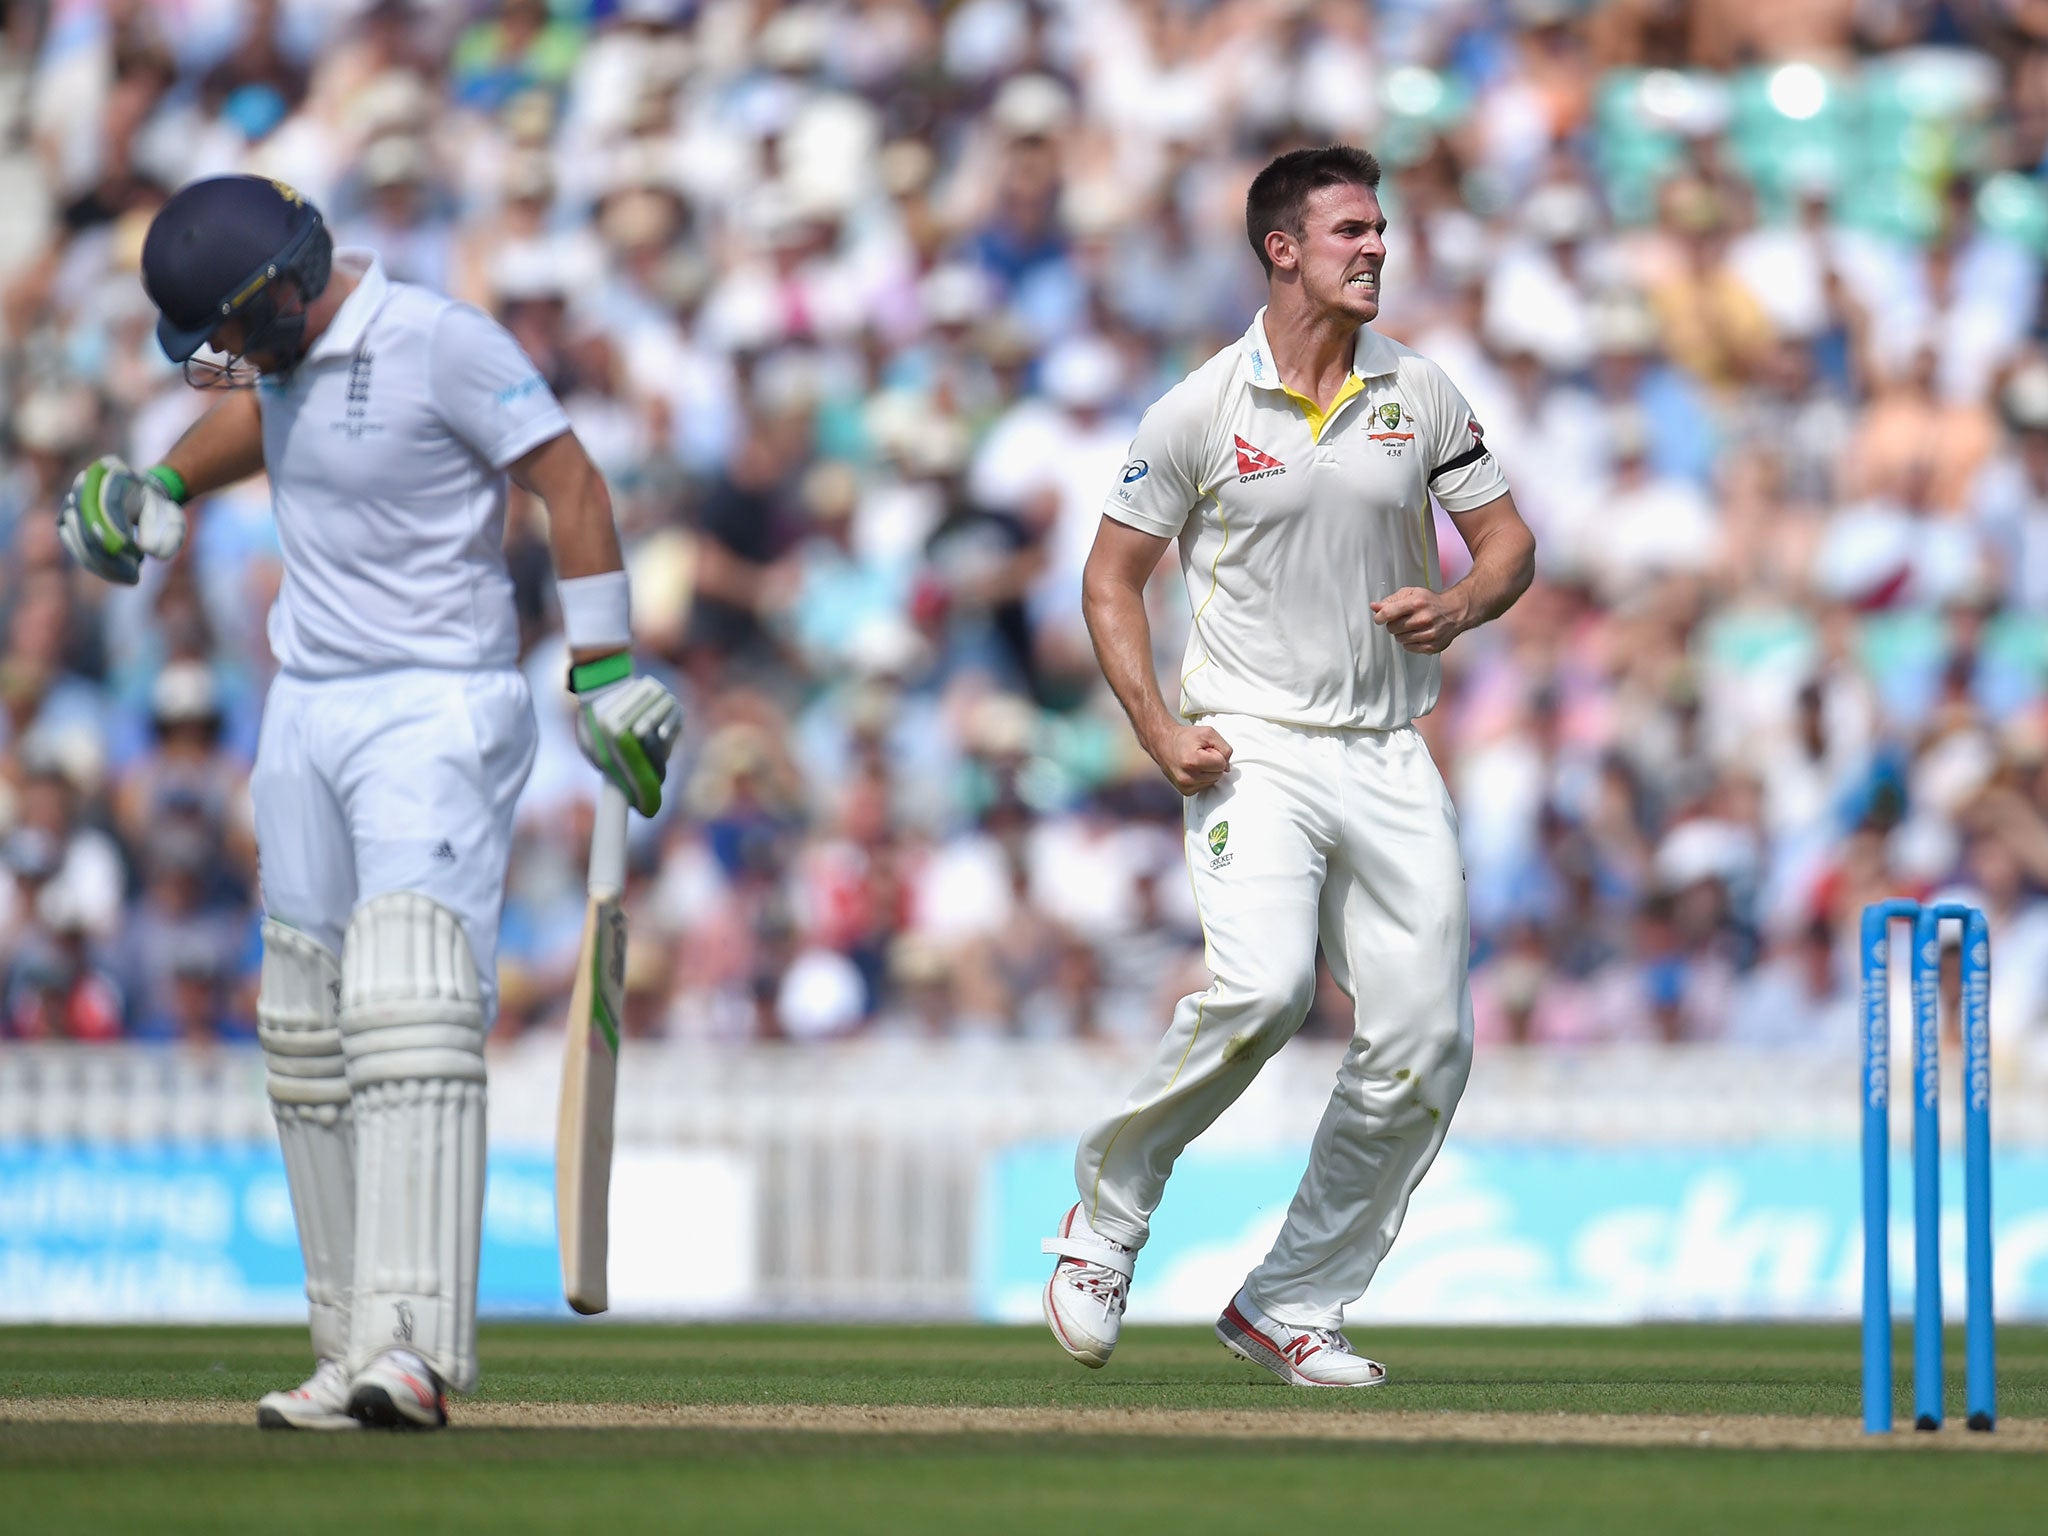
[1371,586,1471,655]
[1146,722,1233,796]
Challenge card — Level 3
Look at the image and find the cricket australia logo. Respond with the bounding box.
[1207,820,1233,869]
[1370,400,1415,452]
[333,350,383,438]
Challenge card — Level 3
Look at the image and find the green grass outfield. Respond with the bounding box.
[4,1323,2045,1534]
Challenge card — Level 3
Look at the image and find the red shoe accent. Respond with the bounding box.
[1044,1280,1082,1353]
[1281,1334,1322,1366]
[1222,1300,1264,1340]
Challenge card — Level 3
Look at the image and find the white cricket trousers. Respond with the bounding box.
[250,667,537,1015]
[1075,712,1474,1328]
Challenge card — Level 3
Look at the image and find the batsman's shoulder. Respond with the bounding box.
[372,276,450,330]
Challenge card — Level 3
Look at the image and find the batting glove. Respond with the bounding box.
[58,456,188,586]
[570,653,684,818]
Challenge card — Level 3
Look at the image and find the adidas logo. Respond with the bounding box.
[1233,435,1285,481]
[431,840,455,863]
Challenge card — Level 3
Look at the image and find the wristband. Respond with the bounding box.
[146,464,190,504]
[569,652,633,693]
[558,569,632,651]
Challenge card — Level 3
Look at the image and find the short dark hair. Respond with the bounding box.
[1244,145,1383,275]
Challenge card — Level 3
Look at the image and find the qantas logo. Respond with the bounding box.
[1233,435,1285,481]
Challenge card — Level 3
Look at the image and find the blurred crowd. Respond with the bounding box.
[7,0,2048,1057]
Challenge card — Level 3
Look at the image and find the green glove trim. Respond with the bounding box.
[79,460,128,556]
[611,730,663,817]
[569,652,633,693]
[145,464,190,504]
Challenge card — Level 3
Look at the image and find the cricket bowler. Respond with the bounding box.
[58,176,682,1429]
[1041,146,1535,1385]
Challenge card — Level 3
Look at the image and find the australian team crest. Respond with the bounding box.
[1207,821,1232,868]
[1378,402,1403,431]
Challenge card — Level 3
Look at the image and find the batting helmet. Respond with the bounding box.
[141,176,333,382]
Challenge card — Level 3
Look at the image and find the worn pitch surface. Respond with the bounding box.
[4,1323,2044,1533]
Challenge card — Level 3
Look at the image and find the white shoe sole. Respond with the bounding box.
[347,1382,448,1430]
[256,1401,360,1431]
[1215,1305,1386,1388]
[347,1365,449,1431]
[1042,1276,1112,1369]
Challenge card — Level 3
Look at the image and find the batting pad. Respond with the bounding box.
[258,919,354,1362]
[340,892,487,1394]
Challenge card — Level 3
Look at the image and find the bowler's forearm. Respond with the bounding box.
[1449,521,1535,631]
[1084,575,1179,754]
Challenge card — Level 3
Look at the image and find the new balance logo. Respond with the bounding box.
[1233,435,1285,481]
[431,840,455,863]
[1281,1334,1322,1366]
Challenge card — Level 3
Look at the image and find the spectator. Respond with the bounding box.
[4,0,2048,1052]
[113,660,242,856]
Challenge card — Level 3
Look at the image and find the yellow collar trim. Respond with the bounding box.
[1281,372,1367,443]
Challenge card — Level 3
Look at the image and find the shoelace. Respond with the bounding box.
[306,1359,350,1402]
[1064,1254,1131,1313]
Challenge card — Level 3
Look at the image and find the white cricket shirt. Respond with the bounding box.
[257,251,571,678]
[1105,309,1508,731]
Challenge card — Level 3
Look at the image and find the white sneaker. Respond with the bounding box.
[1215,1288,1387,1387]
[1041,1203,1135,1368]
[256,1358,360,1431]
[347,1348,449,1430]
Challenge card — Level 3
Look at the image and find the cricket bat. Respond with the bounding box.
[556,780,629,1315]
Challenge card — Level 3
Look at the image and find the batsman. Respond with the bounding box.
[60,176,682,1430]
[1042,147,1535,1385]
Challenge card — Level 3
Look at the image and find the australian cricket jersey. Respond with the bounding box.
[1104,309,1507,730]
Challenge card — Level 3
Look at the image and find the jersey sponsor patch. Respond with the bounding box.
[1233,435,1285,481]
[1122,459,1148,484]
[495,375,549,408]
